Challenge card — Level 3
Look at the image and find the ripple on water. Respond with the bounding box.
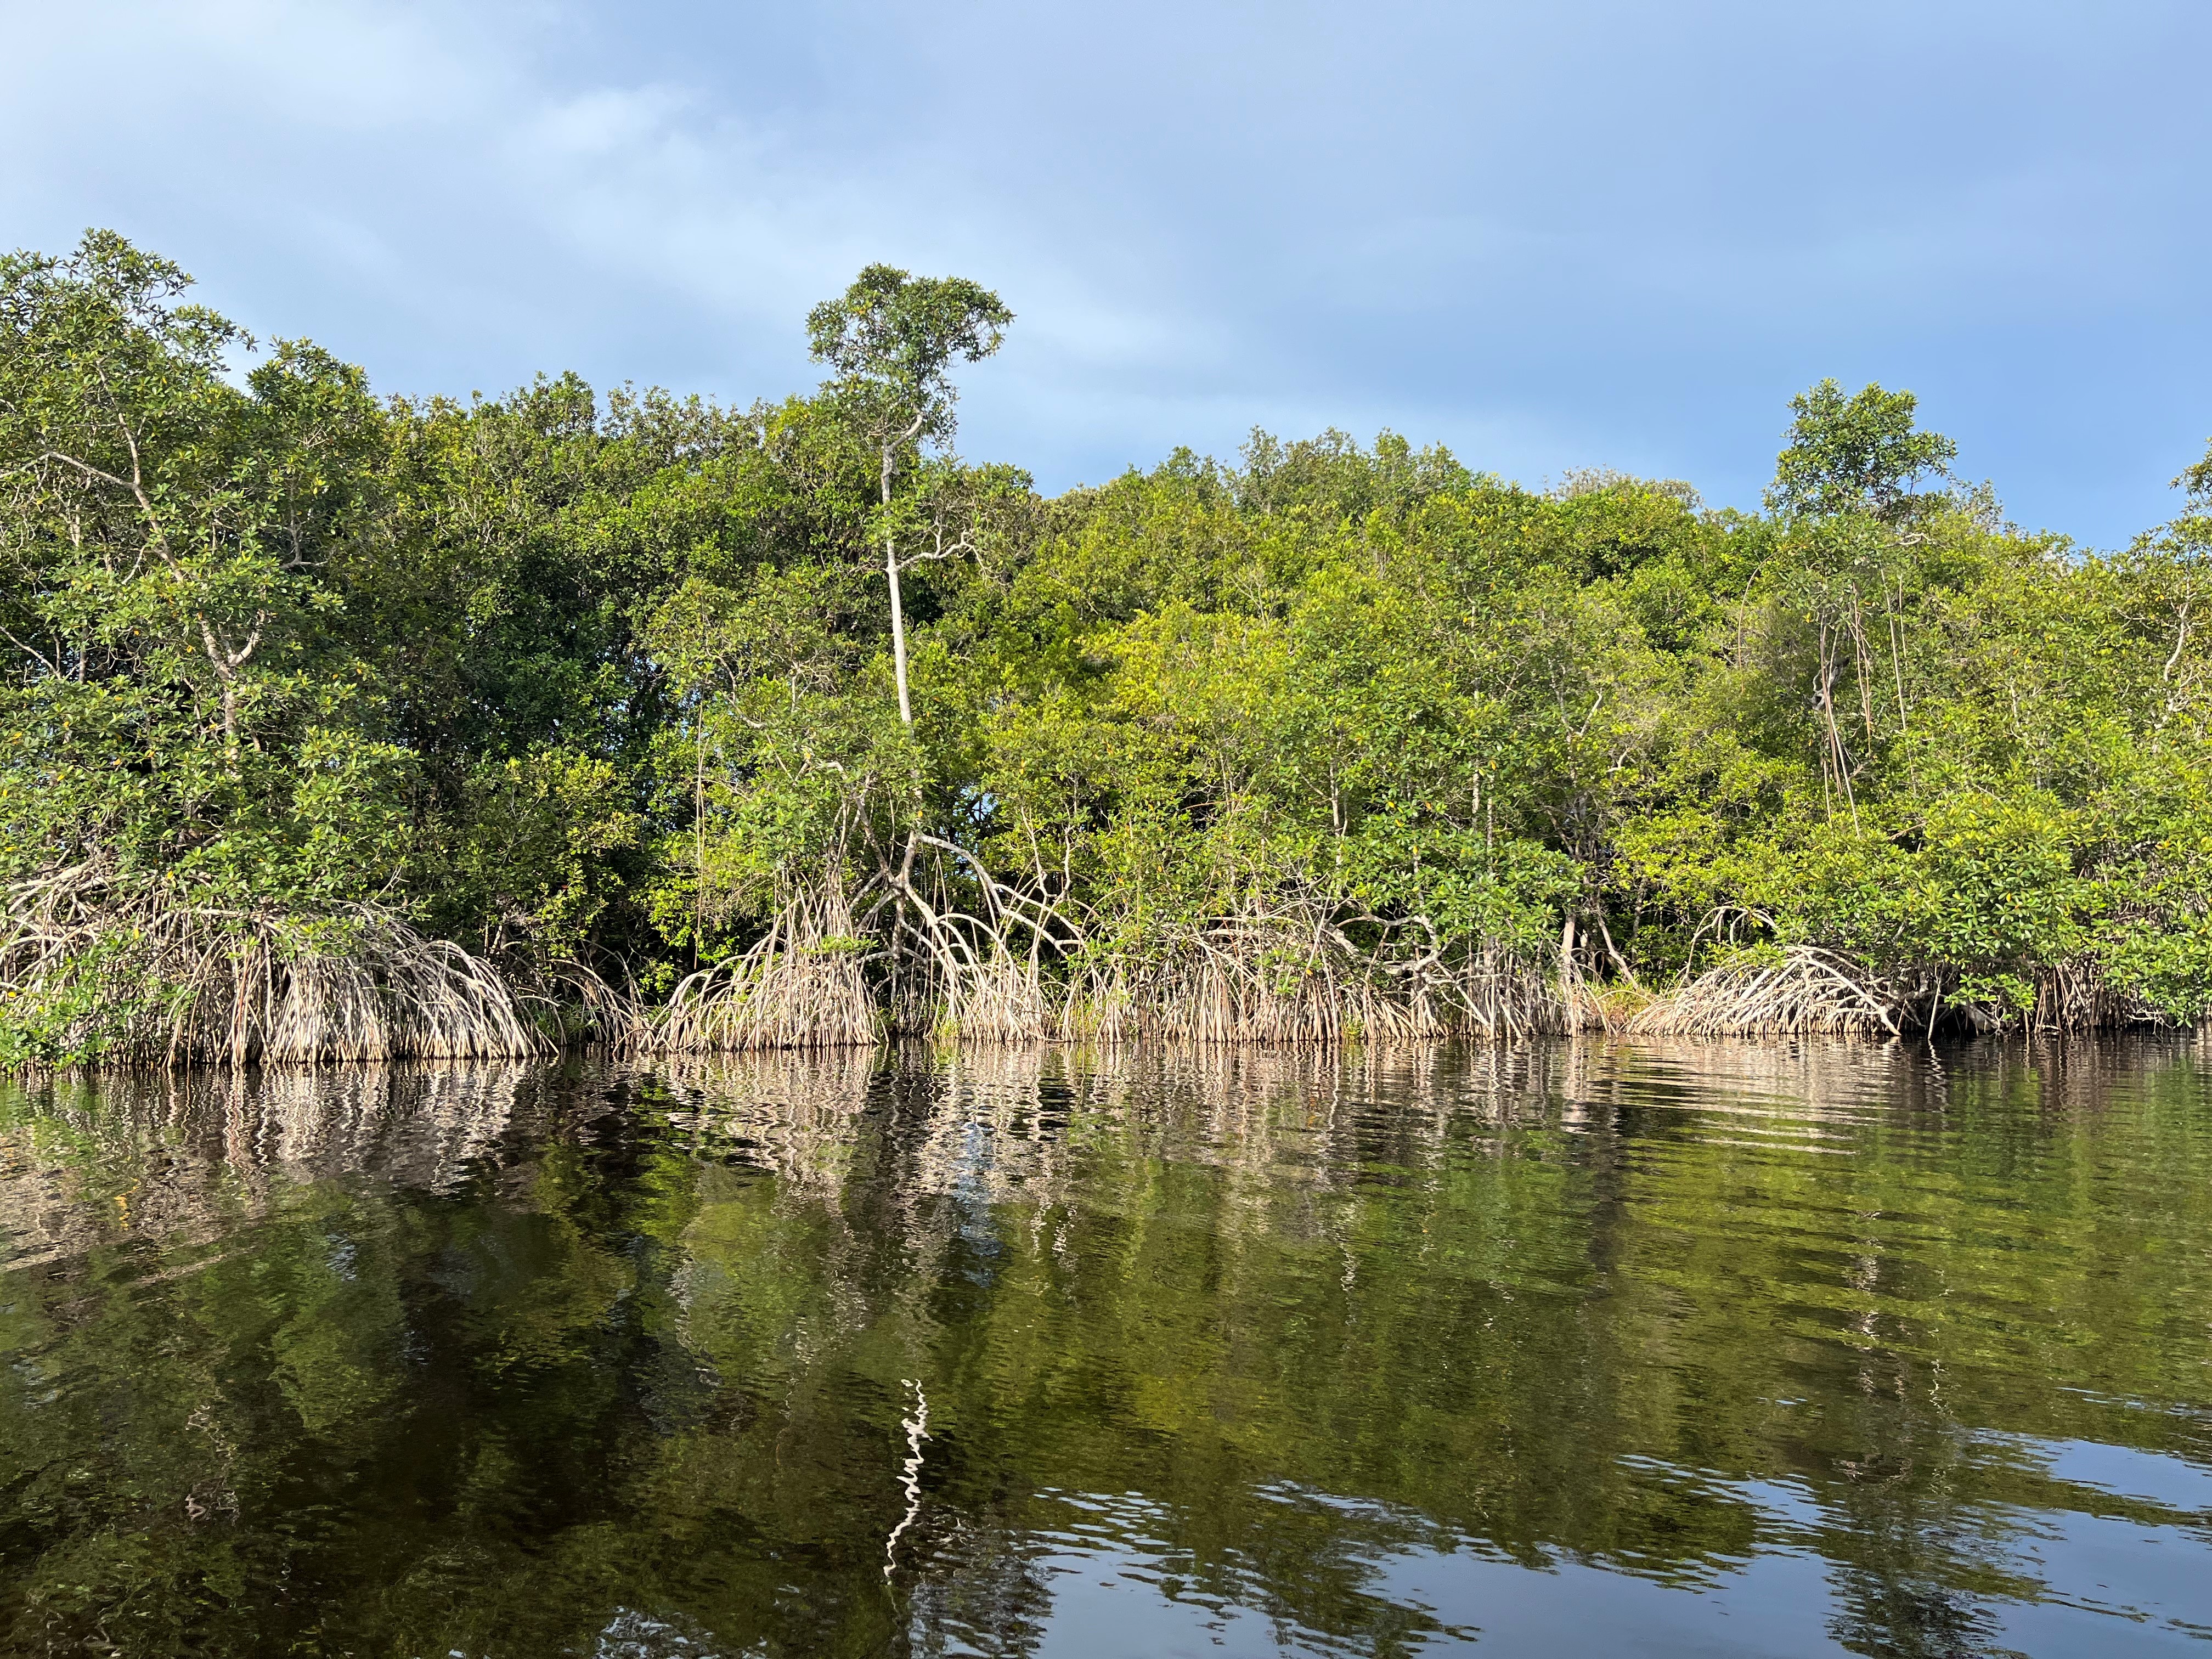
[0,1037,2205,1655]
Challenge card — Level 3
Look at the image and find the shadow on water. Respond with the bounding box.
[0,1038,2209,1656]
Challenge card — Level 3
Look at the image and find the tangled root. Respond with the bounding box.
[2,868,547,1066]
[657,891,878,1051]
[1630,946,1898,1038]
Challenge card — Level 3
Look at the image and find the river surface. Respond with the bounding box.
[2,1041,2210,1657]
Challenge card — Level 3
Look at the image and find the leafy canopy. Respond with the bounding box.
[1766,378,1957,521]
[805,264,1012,445]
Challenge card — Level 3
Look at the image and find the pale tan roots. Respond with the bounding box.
[1630,947,1899,1038]
[657,893,878,1052]
[2,871,547,1065]
[1059,932,1564,1047]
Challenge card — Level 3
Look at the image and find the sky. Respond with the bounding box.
[4,0,2208,546]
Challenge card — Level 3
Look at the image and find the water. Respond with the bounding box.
[1,1041,2209,1657]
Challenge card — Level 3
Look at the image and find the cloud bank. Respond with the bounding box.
[5,0,2208,541]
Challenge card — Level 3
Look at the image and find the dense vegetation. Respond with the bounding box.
[5,232,2211,1063]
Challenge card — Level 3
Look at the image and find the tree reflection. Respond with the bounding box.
[0,1039,2207,1655]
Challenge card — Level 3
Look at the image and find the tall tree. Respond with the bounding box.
[806,265,1012,723]
[1766,379,1956,522]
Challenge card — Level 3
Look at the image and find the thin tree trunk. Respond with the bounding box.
[884,443,913,725]
[888,545,912,725]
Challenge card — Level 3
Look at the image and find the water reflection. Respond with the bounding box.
[0,1039,2208,1656]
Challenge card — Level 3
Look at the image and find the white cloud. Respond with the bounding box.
[5,0,2210,538]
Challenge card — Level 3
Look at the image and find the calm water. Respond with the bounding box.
[2,1041,2210,1657]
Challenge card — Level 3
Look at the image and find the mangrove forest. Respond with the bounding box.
[5,230,2212,1066]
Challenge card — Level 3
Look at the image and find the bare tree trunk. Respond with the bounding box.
[888,545,912,725]
[883,443,913,725]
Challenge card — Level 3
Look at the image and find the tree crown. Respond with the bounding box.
[1767,379,1957,521]
[806,265,1011,447]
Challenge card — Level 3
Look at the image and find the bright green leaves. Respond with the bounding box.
[0,233,403,930]
[1767,379,1958,522]
[640,585,920,968]
[805,264,1012,453]
[438,749,641,961]
[9,232,2212,1043]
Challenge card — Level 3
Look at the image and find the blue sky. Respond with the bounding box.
[6,1,2208,546]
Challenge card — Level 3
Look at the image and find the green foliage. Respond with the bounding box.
[1767,378,1959,521]
[8,229,2212,1052]
[805,263,1012,450]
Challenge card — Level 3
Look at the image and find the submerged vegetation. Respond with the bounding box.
[5,232,2212,1063]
